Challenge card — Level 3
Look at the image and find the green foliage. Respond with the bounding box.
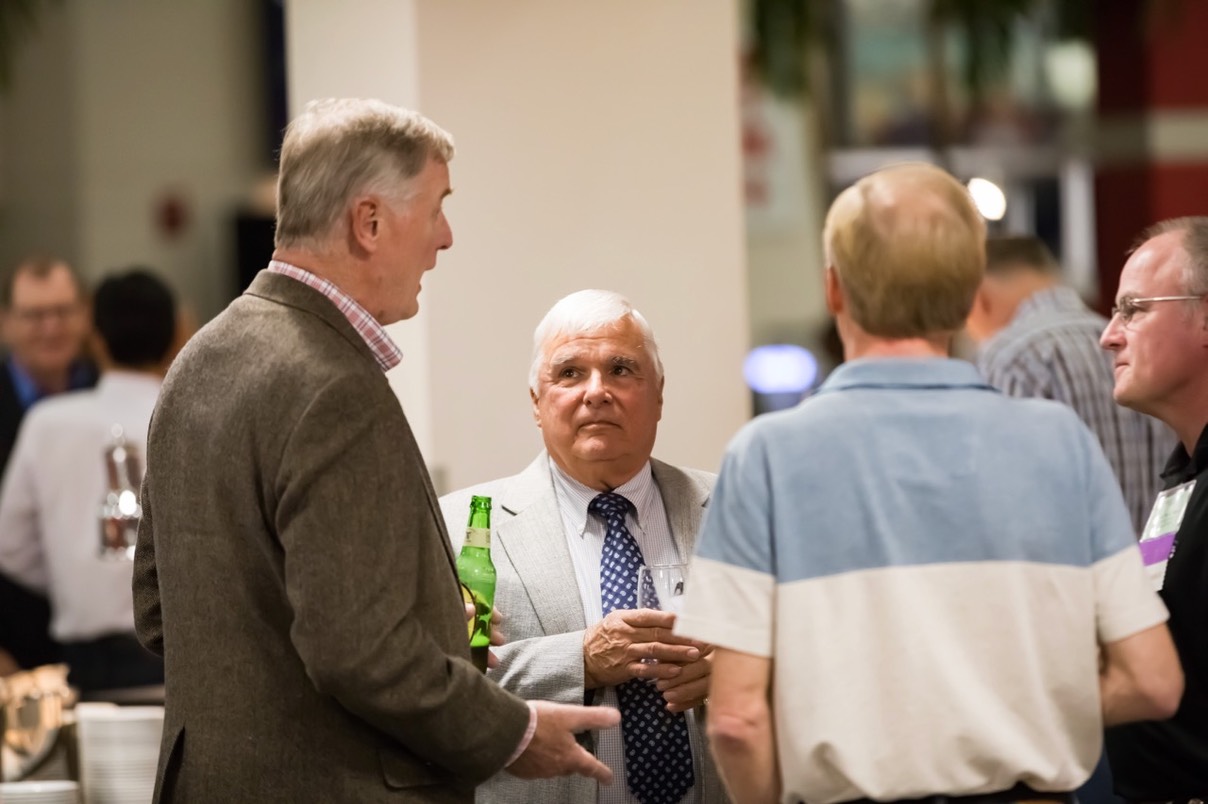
[931,0,1036,103]
[747,0,1096,102]
[748,0,823,99]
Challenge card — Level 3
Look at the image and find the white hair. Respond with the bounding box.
[528,289,663,392]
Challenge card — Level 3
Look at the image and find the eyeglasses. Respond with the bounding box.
[9,304,82,325]
[1110,295,1205,326]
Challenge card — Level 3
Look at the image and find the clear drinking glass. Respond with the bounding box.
[637,563,688,615]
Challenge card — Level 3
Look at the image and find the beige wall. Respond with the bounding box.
[0,2,80,273]
[286,0,751,491]
[0,0,265,317]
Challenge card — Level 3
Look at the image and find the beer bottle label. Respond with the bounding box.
[465,526,491,549]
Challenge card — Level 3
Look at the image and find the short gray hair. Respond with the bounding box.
[274,98,455,251]
[1135,216,1208,295]
[528,290,663,392]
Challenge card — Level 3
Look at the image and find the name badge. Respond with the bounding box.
[1138,479,1196,591]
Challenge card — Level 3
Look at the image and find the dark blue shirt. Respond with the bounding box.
[7,358,96,410]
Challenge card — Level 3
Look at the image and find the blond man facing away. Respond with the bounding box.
[677,163,1182,804]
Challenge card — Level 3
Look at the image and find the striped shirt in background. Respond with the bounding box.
[267,260,403,372]
[976,286,1175,535]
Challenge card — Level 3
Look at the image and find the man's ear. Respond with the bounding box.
[824,267,844,316]
[350,196,381,253]
[530,387,542,427]
[963,283,991,341]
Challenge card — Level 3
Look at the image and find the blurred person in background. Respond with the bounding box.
[440,288,726,804]
[0,257,95,676]
[0,257,95,473]
[677,163,1182,804]
[1101,217,1208,801]
[0,268,176,694]
[132,97,616,802]
[967,235,1174,536]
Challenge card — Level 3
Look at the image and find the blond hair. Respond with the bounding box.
[824,163,986,338]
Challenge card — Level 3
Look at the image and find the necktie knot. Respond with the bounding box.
[589,491,635,524]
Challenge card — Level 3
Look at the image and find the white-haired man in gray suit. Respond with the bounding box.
[441,289,729,804]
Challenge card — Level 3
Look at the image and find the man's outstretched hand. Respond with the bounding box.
[506,701,620,783]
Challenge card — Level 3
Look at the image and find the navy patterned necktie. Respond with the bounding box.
[590,491,694,804]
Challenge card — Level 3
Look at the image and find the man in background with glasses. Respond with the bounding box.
[0,268,176,694]
[0,257,94,478]
[0,257,94,677]
[1102,217,1208,801]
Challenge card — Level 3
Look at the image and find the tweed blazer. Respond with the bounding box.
[440,453,729,804]
[133,271,530,803]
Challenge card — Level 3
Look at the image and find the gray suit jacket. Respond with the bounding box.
[440,453,729,804]
[133,271,530,803]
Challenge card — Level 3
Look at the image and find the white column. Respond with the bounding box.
[285,0,437,464]
[285,0,750,491]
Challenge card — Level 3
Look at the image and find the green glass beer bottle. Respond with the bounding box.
[456,495,496,673]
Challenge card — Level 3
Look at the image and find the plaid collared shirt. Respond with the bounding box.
[977,285,1176,536]
[267,260,402,372]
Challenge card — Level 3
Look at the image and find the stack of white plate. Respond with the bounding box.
[0,780,80,803]
[74,705,163,804]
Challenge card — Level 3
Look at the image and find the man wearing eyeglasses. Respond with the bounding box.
[0,258,95,476]
[0,257,95,676]
[1101,216,1208,801]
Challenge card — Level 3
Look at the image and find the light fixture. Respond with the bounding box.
[967,177,1006,221]
[743,344,818,395]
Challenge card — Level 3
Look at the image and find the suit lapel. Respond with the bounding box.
[651,458,710,561]
[495,454,587,636]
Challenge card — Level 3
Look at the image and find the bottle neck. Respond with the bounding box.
[104,441,143,492]
[463,527,491,550]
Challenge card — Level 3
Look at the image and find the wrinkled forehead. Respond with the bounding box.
[542,320,650,366]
